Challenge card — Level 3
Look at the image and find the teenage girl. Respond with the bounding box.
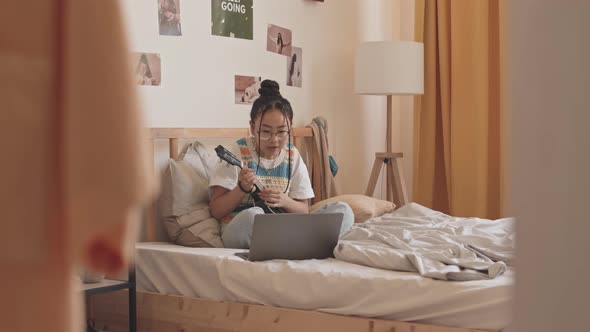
[209,80,353,248]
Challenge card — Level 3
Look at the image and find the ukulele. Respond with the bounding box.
[214,145,285,214]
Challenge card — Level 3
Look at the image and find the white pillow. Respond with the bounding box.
[160,140,216,217]
[159,140,225,247]
[179,140,219,183]
[162,203,223,248]
[159,159,208,217]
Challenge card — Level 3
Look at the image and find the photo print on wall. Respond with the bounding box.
[158,0,182,36]
[267,24,292,56]
[211,0,253,40]
[235,75,261,104]
[287,46,302,88]
[133,53,162,86]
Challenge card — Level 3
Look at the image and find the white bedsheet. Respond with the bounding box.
[335,203,516,281]
[136,241,513,330]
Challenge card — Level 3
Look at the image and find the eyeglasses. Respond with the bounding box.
[257,130,290,141]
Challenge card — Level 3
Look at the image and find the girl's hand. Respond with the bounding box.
[259,189,290,208]
[238,167,256,192]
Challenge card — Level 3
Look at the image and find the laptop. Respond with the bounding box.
[234,213,344,261]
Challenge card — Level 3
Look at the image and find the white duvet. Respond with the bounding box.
[334,203,516,281]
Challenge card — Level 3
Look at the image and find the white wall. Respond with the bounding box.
[509,0,590,331]
[122,0,412,199]
[329,0,416,200]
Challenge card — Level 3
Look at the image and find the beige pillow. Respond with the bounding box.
[179,140,219,182]
[159,157,223,248]
[310,194,395,223]
[162,203,223,248]
[159,159,209,217]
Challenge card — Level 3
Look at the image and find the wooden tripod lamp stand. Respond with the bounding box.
[354,41,424,207]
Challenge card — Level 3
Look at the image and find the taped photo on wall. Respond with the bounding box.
[235,75,262,104]
[158,0,182,36]
[287,47,302,88]
[133,53,162,86]
[267,24,292,56]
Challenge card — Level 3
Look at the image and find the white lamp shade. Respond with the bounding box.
[354,41,424,95]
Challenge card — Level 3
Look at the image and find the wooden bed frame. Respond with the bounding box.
[89,127,489,332]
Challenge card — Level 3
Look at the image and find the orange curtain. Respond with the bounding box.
[413,0,505,219]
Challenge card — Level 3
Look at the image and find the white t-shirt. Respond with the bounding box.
[209,140,315,200]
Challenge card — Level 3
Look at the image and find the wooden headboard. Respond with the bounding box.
[146,127,314,241]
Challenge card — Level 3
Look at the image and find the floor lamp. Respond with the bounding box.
[354,41,424,207]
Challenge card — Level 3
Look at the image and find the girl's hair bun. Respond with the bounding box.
[258,79,281,98]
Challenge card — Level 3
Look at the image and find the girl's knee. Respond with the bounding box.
[221,207,264,249]
[336,203,355,234]
[231,207,264,226]
[313,201,354,234]
[242,206,265,218]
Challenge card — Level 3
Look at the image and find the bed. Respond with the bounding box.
[89,127,514,332]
